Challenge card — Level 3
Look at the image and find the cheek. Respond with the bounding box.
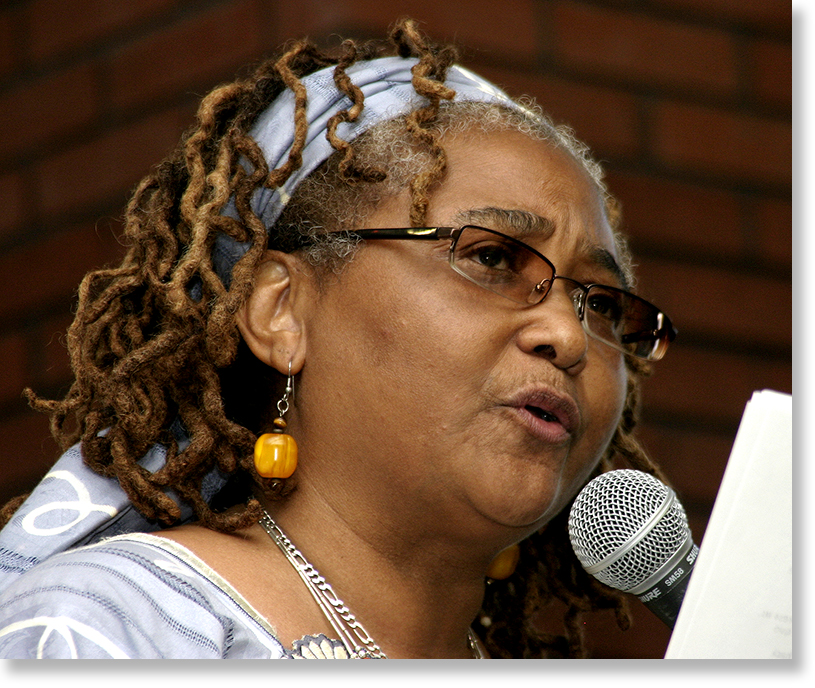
[362,257,487,362]
[311,255,489,406]
[573,354,628,477]
[542,359,627,524]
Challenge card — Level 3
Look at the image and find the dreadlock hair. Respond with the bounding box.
[2,18,665,658]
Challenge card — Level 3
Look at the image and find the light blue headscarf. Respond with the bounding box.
[213,56,519,286]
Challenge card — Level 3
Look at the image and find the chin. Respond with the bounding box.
[478,450,605,532]
[475,473,571,531]
[454,436,602,532]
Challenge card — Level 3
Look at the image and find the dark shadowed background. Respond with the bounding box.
[0,0,791,659]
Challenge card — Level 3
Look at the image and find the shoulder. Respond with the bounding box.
[0,534,286,659]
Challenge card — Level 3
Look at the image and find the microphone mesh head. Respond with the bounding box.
[568,469,691,592]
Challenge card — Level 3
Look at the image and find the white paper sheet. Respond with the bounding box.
[664,389,792,659]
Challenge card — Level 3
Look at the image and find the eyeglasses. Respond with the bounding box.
[349,225,677,361]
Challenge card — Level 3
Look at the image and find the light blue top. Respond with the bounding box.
[0,443,350,658]
[0,532,288,658]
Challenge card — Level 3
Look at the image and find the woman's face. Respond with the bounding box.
[293,128,628,545]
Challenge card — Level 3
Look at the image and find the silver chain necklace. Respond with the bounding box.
[258,509,485,659]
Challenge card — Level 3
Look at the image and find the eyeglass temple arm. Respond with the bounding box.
[351,228,456,240]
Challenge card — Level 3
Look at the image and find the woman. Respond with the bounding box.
[0,20,675,658]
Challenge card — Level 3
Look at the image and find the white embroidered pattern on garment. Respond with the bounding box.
[21,471,118,536]
[0,616,129,658]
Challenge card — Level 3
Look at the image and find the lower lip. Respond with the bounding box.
[509,406,572,445]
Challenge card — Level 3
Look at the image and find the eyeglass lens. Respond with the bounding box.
[449,226,671,360]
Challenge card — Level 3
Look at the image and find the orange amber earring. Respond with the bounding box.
[486,543,520,581]
[254,362,298,479]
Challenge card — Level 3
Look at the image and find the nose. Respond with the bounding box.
[516,284,588,372]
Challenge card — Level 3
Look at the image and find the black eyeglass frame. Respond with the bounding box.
[347,226,677,361]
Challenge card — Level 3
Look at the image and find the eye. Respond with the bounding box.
[586,291,624,324]
[473,244,514,269]
[458,240,526,274]
[450,227,547,303]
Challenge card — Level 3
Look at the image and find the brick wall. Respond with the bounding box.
[0,0,791,658]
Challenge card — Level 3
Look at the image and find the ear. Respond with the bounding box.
[236,250,311,375]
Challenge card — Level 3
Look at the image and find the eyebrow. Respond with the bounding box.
[452,207,555,239]
[452,206,630,290]
[585,244,630,291]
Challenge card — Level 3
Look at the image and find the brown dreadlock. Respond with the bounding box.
[2,18,665,658]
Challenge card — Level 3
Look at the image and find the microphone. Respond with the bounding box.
[567,469,698,628]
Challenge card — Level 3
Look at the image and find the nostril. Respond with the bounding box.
[534,344,556,359]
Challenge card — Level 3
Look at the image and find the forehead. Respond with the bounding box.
[427,129,625,284]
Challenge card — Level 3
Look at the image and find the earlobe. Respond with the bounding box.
[236,250,309,375]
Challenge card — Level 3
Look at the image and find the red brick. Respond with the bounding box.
[0,222,125,324]
[637,423,734,504]
[270,0,538,62]
[36,107,188,217]
[26,0,177,63]
[635,257,791,349]
[109,0,266,111]
[641,345,792,427]
[552,2,739,94]
[0,63,100,161]
[653,102,792,186]
[648,0,790,34]
[752,38,792,108]
[0,332,28,406]
[755,196,792,266]
[0,411,61,506]
[0,172,26,241]
[606,170,743,256]
[476,67,640,160]
[0,11,17,79]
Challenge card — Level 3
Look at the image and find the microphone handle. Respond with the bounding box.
[641,571,691,628]
[634,542,698,629]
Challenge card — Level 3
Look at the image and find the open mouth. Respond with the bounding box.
[525,405,559,424]
[504,388,580,444]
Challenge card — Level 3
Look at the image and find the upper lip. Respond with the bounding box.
[504,386,581,435]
